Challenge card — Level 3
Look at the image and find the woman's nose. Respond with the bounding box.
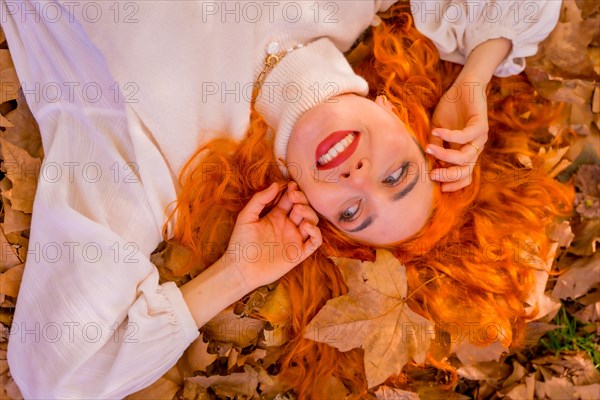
[341,158,369,184]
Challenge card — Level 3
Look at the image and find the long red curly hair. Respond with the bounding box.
[165,4,574,397]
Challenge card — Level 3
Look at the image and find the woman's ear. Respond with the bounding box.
[375,95,396,113]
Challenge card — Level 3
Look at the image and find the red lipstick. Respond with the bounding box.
[315,130,361,170]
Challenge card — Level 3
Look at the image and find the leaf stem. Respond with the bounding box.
[403,273,445,303]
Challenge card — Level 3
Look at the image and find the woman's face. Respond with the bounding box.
[286,94,435,246]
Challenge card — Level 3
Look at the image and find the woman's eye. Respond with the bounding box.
[382,162,408,186]
[339,201,360,222]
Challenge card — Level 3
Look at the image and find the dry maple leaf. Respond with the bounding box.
[0,138,40,214]
[374,385,420,400]
[257,283,291,324]
[1,89,43,159]
[2,199,31,235]
[235,347,267,368]
[0,50,19,106]
[202,306,265,348]
[502,361,528,389]
[0,228,20,273]
[569,219,600,256]
[125,365,181,400]
[540,146,571,177]
[452,339,509,366]
[185,333,218,374]
[525,269,561,323]
[125,377,179,400]
[575,302,600,324]
[535,376,576,400]
[548,220,575,248]
[457,360,511,385]
[551,252,600,300]
[574,383,600,400]
[184,364,259,398]
[532,351,600,386]
[526,0,599,79]
[303,249,434,388]
[311,372,351,399]
[523,322,563,347]
[0,377,22,400]
[504,374,535,400]
[0,263,24,298]
[1,46,43,158]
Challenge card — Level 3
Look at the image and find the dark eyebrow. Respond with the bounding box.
[347,215,375,233]
[392,169,419,201]
[345,160,420,233]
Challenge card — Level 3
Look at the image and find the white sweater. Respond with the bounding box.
[1,1,561,398]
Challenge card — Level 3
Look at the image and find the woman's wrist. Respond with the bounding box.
[458,37,513,84]
[179,256,251,329]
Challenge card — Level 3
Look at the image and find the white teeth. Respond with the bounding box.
[334,142,345,152]
[318,133,356,165]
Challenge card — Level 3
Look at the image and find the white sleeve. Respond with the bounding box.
[2,1,200,398]
[375,0,398,13]
[409,0,562,77]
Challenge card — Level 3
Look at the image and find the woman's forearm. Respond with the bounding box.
[179,257,250,328]
[458,37,513,83]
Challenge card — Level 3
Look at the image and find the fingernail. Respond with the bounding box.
[432,130,440,137]
[426,146,434,155]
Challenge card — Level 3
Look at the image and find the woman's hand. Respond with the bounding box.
[224,181,322,292]
[180,181,321,328]
[427,75,489,192]
[427,38,512,192]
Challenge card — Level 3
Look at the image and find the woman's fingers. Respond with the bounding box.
[274,187,295,214]
[440,177,473,192]
[429,115,488,165]
[288,203,319,226]
[426,136,486,165]
[299,222,322,255]
[274,181,310,213]
[432,128,475,144]
[429,164,475,183]
[288,187,309,205]
[237,182,279,224]
[285,181,310,205]
[432,124,487,145]
[429,131,444,148]
[430,164,477,192]
[280,180,317,226]
[426,144,474,165]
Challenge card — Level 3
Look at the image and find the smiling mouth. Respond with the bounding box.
[315,130,361,170]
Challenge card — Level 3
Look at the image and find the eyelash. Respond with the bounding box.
[338,162,409,223]
[339,201,361,222]
[383,162,409,186]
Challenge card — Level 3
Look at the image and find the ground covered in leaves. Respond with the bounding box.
[0,1,599,399]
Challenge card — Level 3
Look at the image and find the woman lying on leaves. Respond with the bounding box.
[170,4,574,399]
[3,0,573,398]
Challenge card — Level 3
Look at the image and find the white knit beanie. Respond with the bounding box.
[254,37,369,175]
